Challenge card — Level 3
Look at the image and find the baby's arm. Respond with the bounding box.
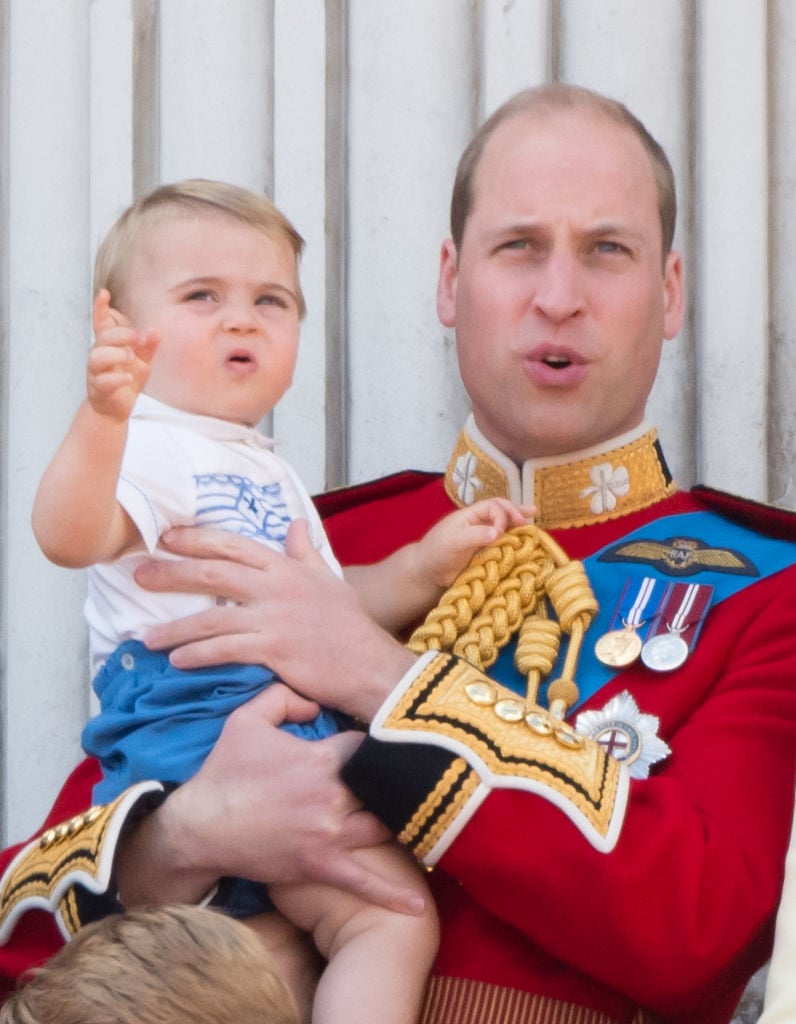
[32,290,159,567]
[266,841,438,1024]
[345,498,530,633]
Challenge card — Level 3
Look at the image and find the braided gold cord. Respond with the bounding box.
[515,612,560,706]
[408,525,598,715]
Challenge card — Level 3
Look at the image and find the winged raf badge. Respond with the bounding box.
[598,536,758,577]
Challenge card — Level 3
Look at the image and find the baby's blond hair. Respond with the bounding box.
[0,904,299,1024]
[94,178,306,317]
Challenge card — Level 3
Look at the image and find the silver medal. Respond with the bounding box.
[641,631,689,672]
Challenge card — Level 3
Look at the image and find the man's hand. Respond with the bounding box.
[136,521,417,721]
[89,289,158,421]
[116,683,425,915]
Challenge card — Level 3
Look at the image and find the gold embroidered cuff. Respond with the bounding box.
[0,781,164,943]
[344,653,628,864]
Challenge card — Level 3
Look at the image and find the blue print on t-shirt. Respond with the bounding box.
[193,473,291,541]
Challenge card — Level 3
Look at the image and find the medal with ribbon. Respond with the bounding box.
[640,581,714,672]
[594,576,661,668]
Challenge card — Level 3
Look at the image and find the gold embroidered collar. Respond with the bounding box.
[444,417,676,530]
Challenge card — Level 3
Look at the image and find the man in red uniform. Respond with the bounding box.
[2,84,795,1024]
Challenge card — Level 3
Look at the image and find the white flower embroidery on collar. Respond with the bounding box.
[579,463,630,514]
[453,452,483,506]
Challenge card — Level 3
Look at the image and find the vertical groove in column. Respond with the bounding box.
[766,0,795,507]
[262,1,276,198]
[259,0,276,440]
[474,0,485,121]
[550,0,562,82]
[762,0,773,500]
[759,4,772,499]
[0,0,10,843]
[324,0,349,488]
[132,0,160,196]
[766,0,775,487]
[689,0,706,482]
[681,0,700,487]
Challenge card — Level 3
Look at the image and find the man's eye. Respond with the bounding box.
[595,241,628,255]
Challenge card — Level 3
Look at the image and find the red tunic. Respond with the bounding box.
[1,468,794,1024]
[322,473,796,1024]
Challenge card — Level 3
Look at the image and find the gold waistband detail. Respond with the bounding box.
[444,427,676,530]
[421,976,662,1024]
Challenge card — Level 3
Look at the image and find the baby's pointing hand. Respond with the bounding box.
[87,288,159,421]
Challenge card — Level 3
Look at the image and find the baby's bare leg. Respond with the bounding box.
[246,911,324,1024]
[270,842,438,1024]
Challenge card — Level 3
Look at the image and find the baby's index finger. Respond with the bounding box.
[93,288,130,332]
[92,288,112,331]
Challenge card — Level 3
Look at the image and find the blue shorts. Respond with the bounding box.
[83,640,342,803]
[83,641,343,918]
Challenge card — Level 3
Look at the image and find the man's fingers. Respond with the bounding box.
[240,682,321,727]
[284,518,318,561]
[321,852,426,916]
[145,622,251,662]
[339,806,392,849]
[136,553,264,600]
[158,526,281,569]
[324,728,368,764]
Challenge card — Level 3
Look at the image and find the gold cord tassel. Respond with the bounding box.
[408,525,598,721]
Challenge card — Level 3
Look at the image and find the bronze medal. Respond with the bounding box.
[595,576,662,669]
[595,624,643,667]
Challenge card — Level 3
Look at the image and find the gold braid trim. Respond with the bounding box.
[397,757,480,862]
[0,781,163,943]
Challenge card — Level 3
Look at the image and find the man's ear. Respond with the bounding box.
[662,249,685,340]
[436,238,459,328]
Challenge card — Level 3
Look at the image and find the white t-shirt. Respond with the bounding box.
[85,395,341,678]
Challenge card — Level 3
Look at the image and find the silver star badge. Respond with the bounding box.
[575,691,671,779]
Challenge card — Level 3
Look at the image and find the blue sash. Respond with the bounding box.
[489,510,796,708]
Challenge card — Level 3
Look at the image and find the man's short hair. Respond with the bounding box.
[94,178,307,317]
[450,83,677,260]
[0,904,299,1024]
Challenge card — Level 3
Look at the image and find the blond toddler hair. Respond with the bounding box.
[0,904,299,1024]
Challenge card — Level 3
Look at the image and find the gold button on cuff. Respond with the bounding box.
[494,699,526,722]
[465,682,497,706]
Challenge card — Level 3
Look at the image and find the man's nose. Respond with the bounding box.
[531,251,585,323]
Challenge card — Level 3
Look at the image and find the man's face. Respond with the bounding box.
[120,213,302,426]
[437,108,684,462]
